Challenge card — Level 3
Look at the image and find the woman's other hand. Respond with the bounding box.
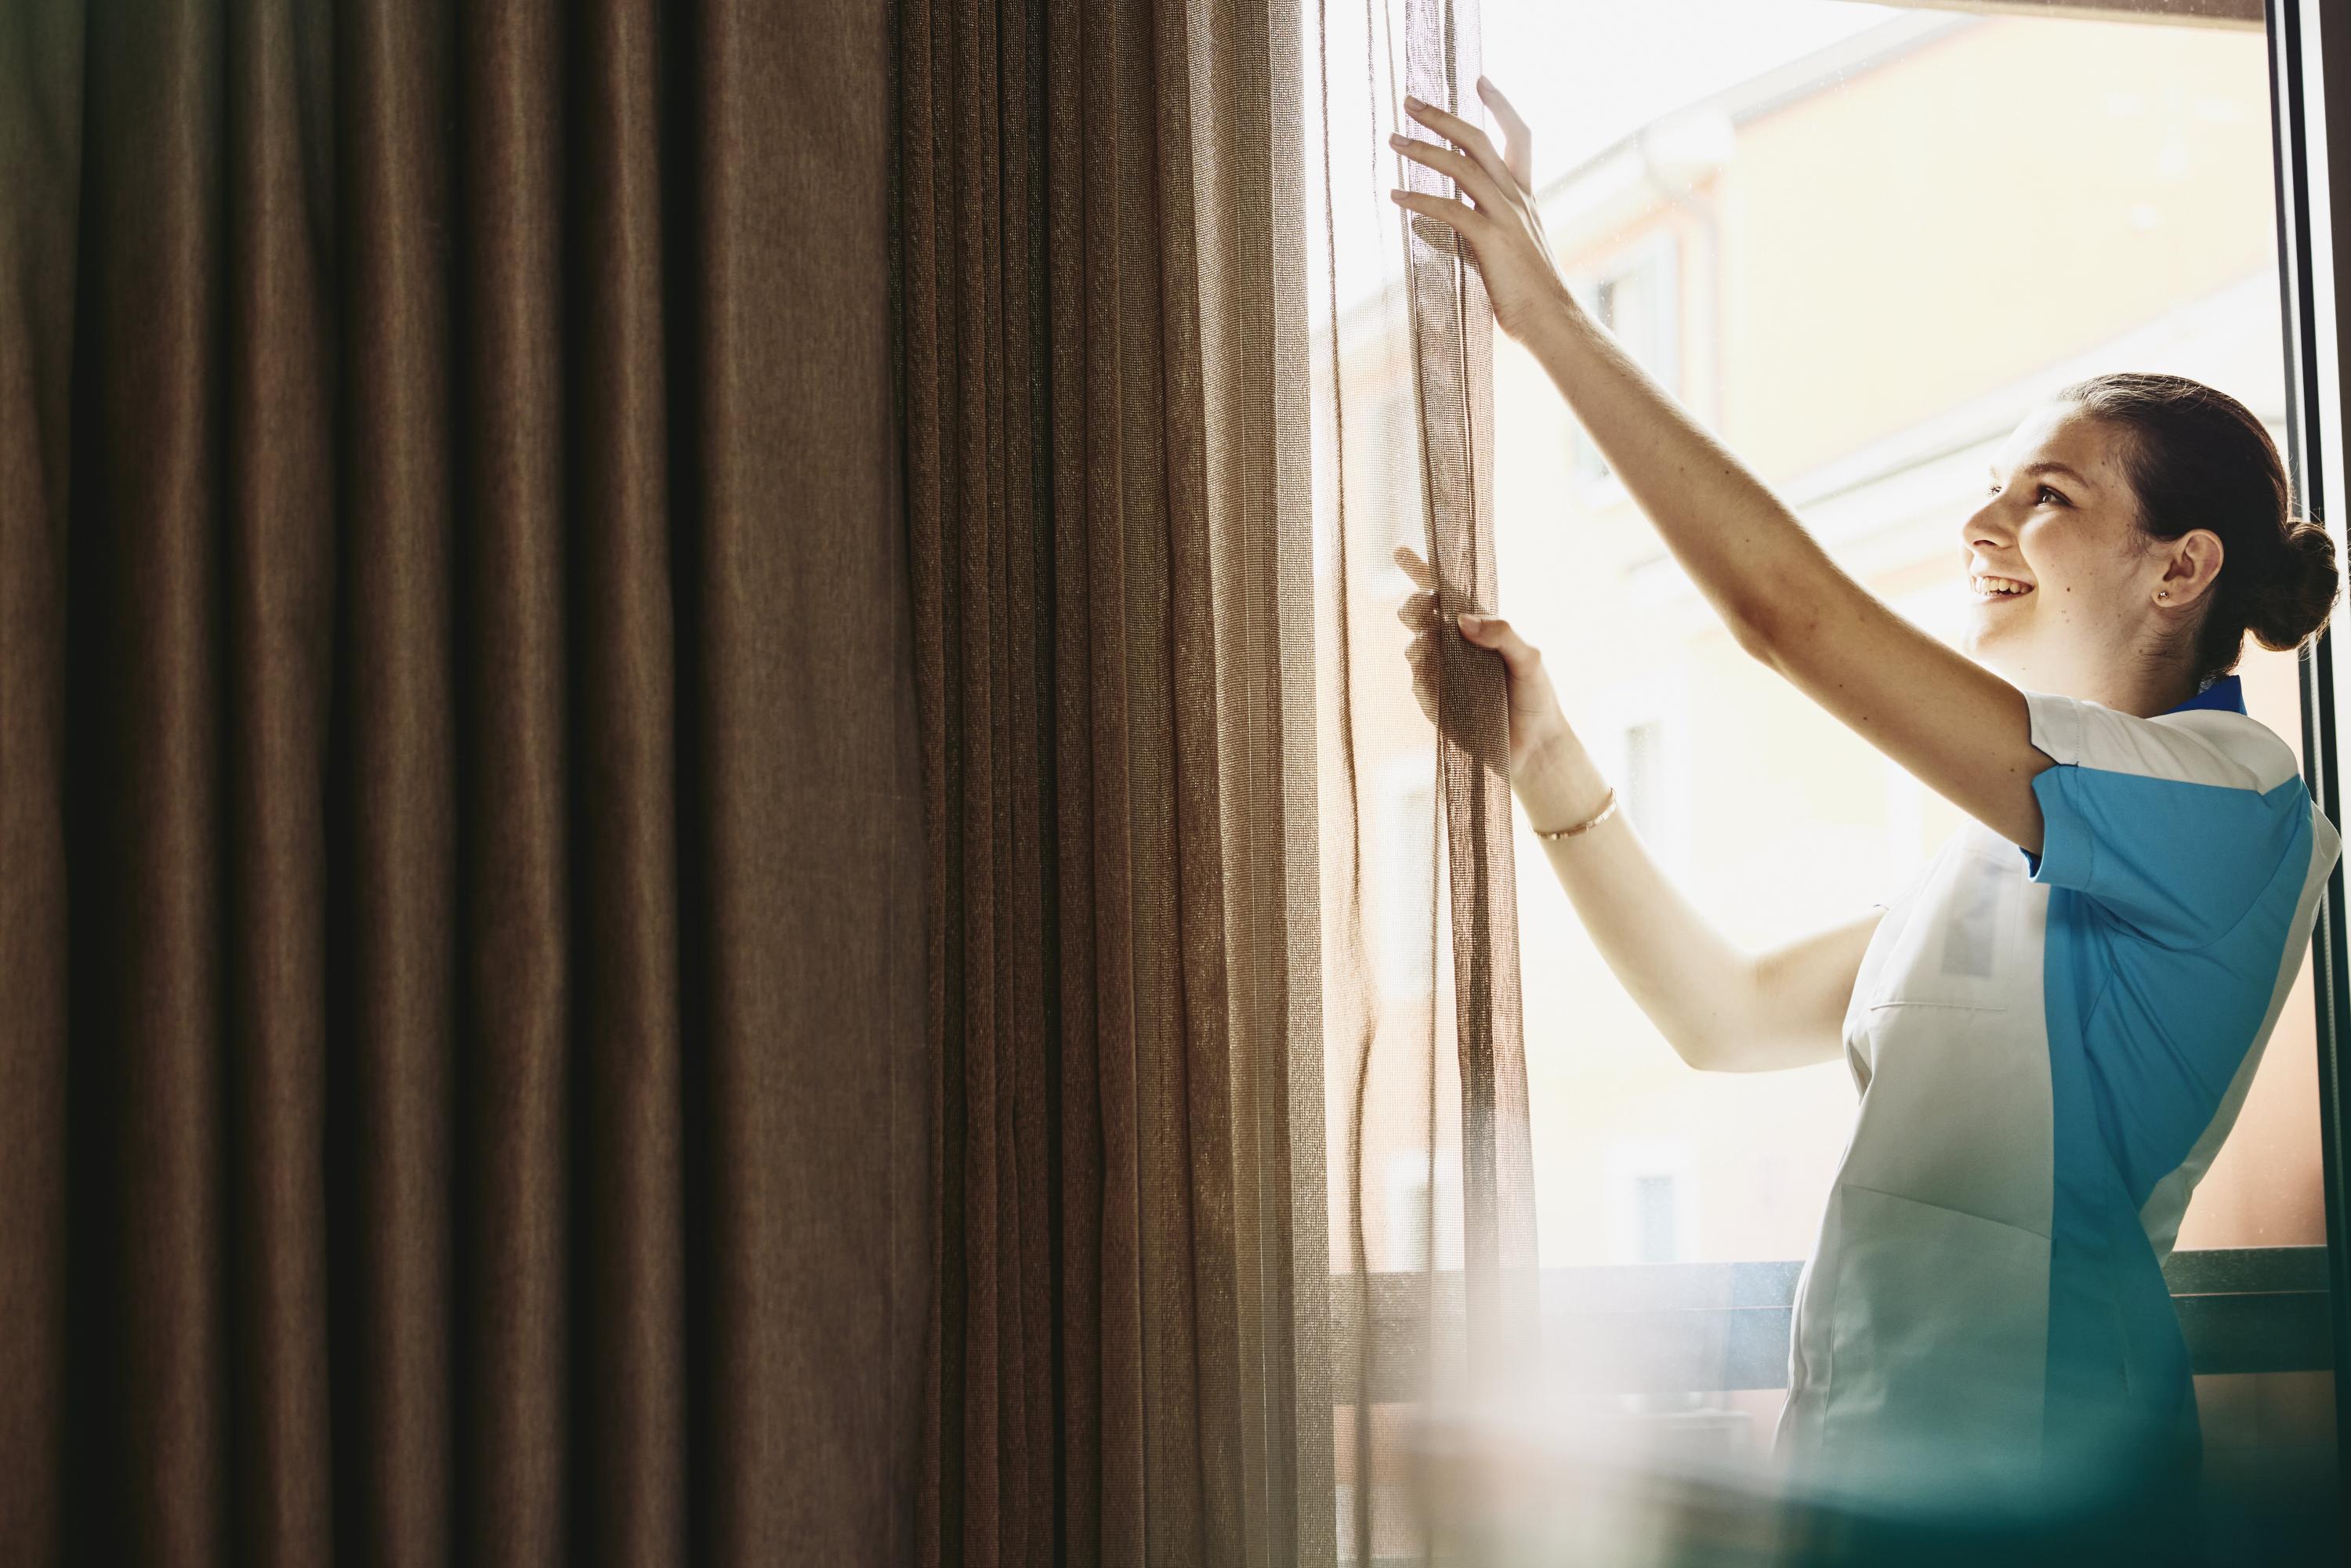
[1389,77,1567,346]
[1395,544,1574,782]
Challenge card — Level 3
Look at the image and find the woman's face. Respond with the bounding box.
[1955,401,2216,697]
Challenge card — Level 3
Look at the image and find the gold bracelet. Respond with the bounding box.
[1531,786,1618,842]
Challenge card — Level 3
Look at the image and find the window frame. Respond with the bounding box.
[2265,0,2351,1497]
[1334,0,2351,1521]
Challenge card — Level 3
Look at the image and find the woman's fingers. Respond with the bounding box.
[1476,76,1534,193]
[1459,610,1512,648]
[1405,635,1436,708]
[1403,93,1518,207]
[1389,129,1509,213]
[1395,557,1528,691]
[1389,187,1480,239]
[1458,610,1541,675]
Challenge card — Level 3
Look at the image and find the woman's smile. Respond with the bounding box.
[1970,573,2036,603]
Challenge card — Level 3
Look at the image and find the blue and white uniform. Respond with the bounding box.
[1774,672,2341,1517]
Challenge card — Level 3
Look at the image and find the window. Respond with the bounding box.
[1633,1175,1679,1263]
[1621,718,1667,839]
[1479,0,2338,1479]
[1376,767,1435,996]
[1384,1153,1430,1273]
[1570,230,1681,488]
[1604,1137,1697,1266]
[1315,345,1427,587]
[1382,1148,1463,1271]
[1567,679,1690,871]
[1374,388,1425,570]
[1315,3,2350,1548]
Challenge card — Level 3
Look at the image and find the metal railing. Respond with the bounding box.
[1331,1246,2331,1400]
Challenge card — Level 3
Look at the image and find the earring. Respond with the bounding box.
[2158,590,2171,599]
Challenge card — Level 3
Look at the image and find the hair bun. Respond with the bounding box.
[2057,373,2335,681]
[2250,515,2341,652]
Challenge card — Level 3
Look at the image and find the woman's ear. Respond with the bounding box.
[2161,528,2226,606]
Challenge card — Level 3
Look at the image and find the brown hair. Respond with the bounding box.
[2053,371,2340,690]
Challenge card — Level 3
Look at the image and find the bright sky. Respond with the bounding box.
[1306,2,1915,328]
[1478,1,1908,179]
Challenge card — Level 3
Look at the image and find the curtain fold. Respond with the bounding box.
[903,0,1531,1559]
[900,0,1331,1560]
[1302,0,1537,1560]
[0,1,927,1563]
[1389,0,1539,1409]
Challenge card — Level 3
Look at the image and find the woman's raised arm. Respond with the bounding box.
[1390,81,2056,860]
[1400,554,1873,1073]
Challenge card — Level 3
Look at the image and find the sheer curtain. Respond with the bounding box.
[1303,0,1540,1560]
[897,0,1533,1558]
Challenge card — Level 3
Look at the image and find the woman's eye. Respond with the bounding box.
[1983,482,2067,505]
[2038,484,2067,505]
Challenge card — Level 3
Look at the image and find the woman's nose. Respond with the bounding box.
[1960,508,2009,552]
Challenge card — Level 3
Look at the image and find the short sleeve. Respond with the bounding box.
[2019,689,2312,948]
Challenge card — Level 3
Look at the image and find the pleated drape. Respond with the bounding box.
[898,0,1332,1561]
[0,1,927,1563]
[899,0,1534,1559]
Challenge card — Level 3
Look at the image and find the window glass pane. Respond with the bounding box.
[1621,718,1665,836]
[1632,1173,1678,1263]
[1480,0,2328,1488]
[1376,773,1436,993]
[1572,235,1681,482]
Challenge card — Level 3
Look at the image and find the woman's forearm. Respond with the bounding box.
[1520,287,1843,657]
[1516,737,1756,1071]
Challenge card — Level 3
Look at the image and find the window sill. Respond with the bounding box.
[1329,1247,2330,1397]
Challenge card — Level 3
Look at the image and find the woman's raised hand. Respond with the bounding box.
[1394,543,1574,782]
[1389,77,1567,346]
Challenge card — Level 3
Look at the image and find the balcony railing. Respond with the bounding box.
[1331,1246,2331,1400]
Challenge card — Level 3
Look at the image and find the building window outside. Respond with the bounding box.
[1377,387,1425,568]
[1385,1153,1431,1273]
[1632,1172,1680,1265]
[1604,1137,1698,1266]
[1383,1149,1463,1272]
[1621,717,1668,841]
[1571,229,1681,490]
[1578,686,1690,873]
[1377,767,1436,997]
[1314,360,1425,587]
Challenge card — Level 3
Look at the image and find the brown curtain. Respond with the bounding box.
[897,0,1331,1558]
[899,0,1534,1559]
[0,1,926,1563]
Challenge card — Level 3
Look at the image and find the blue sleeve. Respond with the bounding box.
[2019,690,2310,949]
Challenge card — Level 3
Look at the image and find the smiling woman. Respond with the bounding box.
[1388,31,2344,1552]
[1954,378,2338,716]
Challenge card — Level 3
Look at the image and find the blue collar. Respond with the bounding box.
[2164,673,2248,715]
